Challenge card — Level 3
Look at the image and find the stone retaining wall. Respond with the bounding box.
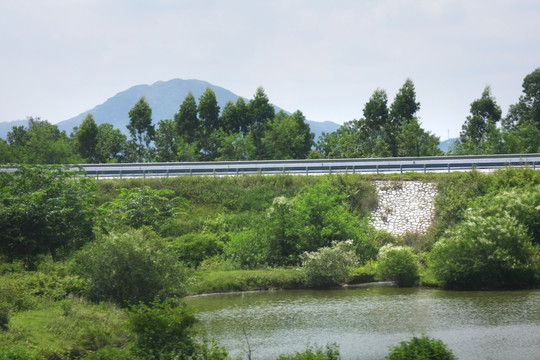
[370,181,438,235]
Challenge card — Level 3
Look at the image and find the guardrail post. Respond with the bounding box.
[424,164,426,174]
[376,165,379,174]
[400,164,403,174]
[448,163,450,173]
[352,165,355,174]
[306,166,308,175]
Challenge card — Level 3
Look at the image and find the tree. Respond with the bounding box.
[198,88,221,160]
[261,110,314,159]
[95,123,128,163]
[521,67,540,126]
[248,87,275,158]
[397,118,442,157]
[6,117,81,164]
[388,79,420,156]
[221,97,249,135]
[127,97,155,162]
[363,88,389,135]
[198,87,220,133]
[0,166,96,265]
[74,113,98,162]
[154,119,178,162]
[457,86,502,153]
[174,92,199,144]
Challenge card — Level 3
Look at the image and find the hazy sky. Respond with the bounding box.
[1,0,539,139]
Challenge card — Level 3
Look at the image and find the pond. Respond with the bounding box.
[186,285,540,360]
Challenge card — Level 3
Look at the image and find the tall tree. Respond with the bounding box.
[155,119,178,162]
[75,113,99,162]
[521,67,540,126]
[457,86,502,153]
[261,110,314,159]
[247,87,275,159]
[174,92,199,144]
[95,123,128,163]
[397,118,442,157]
[220,97,248,134]
[197,87,220,133]
[127,97,155,162]
[388,79,420,156]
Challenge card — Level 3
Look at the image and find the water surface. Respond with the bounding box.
[186,286,540,359]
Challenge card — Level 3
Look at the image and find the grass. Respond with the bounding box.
[0,298,129,359]
[187,268,306,295]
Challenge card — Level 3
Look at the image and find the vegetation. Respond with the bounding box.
[1,163,539,358]
[386,335,457,360]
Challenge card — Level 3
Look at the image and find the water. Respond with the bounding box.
[186,286,540,360]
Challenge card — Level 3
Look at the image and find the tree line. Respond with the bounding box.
[1,67,538,165]
[0,87,313,164]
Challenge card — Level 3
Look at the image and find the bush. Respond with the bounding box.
[386,335,457,360]
[79,347,133,360]
[276,344,340,360]
[170,233,224,268]
[0,346,42,360]
[127,299,198,360]
[72,229,188,306]
[429,212,535,289]
[301,240,357,287]
[0,302,10,331]
[376,245,419,287]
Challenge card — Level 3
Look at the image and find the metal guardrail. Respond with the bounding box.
[69,154,540,178]
[2,154,539,178]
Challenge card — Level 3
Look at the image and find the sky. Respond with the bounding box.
[1,0,539,139]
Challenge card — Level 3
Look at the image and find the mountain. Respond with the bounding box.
[439,138,458,153]
[0,79,340,141]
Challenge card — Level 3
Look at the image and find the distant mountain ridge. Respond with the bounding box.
[0,79,341,141]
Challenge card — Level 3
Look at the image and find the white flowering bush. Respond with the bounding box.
[301,240,357,287]
[376,244,419,287]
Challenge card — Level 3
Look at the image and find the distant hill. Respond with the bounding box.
[439,138,458,153]
[0,79,340,142]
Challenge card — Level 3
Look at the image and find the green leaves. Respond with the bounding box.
[0,166,96,264]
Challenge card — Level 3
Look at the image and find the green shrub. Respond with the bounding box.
[78,347,133,360]
[429,212,535,289]
[276,344,340,360]
[127,299,198,360]
[170,233,224,268]
[386,335,457,360]
[301,241,357,287]
[0,302,10,331]
[376,245,419,287]
[0,345,42,360]
[72,229,188,306]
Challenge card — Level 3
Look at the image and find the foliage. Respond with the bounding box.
[127,299,198,360]
[429,211,536,289]
[170,233,224,268]
[99,186,188,231]
[0,165,96,264]
[127,96,155,162]
[276,344,340,360]
[74,113,99,162]
[95,123,128,163]
[261,110,314,159]
[72,229,188,306]
[4,117,82,164]
[386,335,457,360]
[376,244,419,287]
[0,345,41,360]
[301,240,357,287]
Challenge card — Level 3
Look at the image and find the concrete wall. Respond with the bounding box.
[370,181,438,235]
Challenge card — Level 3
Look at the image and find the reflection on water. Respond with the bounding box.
[186,286,540,360]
